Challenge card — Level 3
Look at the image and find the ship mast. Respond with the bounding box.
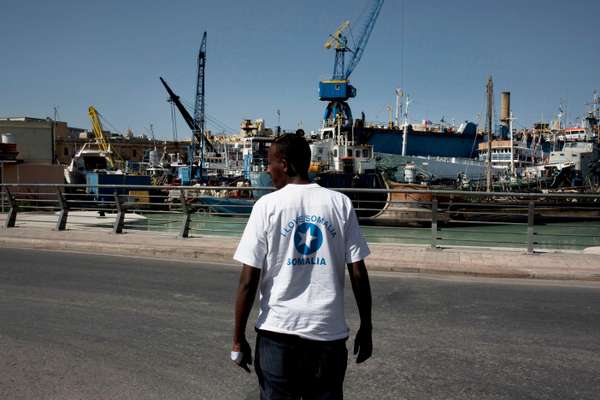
[509,112,516,178]
[401,94,411,156]
[395,88,403,128]
[485,76,494,192]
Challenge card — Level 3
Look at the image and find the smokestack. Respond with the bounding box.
[500,92,511,123]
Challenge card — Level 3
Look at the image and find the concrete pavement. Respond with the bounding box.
[2,249,600,400]
[1,219,599,281]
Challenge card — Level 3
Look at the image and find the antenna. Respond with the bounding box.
[276,109,281,134]
[400,0,405,89]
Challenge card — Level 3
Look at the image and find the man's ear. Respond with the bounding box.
[283,158,297,177]
[281,157,289,174]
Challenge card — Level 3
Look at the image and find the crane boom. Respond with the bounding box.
[193,32,208,178]
[324,20,350,49]
[193,32,207,133]
[88,106,114,168]
[319,0,385,127]
[193,32,207,172]
[159,77,214,152]
[345,0,384,79]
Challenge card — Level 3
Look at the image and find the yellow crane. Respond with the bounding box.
[88,106,122,169]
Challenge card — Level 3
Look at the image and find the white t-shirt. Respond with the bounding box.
[233,183,370,341]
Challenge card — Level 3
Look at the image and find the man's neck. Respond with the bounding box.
[285,176,310,186]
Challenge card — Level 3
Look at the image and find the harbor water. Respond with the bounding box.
[129,213,600,251]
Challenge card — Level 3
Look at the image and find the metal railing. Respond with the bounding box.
[1,183,600,253]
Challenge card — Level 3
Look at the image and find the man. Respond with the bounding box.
[232,134,372,399]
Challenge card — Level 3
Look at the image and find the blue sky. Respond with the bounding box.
[1,0,598,139]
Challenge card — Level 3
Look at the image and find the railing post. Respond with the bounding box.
[4,187,17,229]
[179,188,191,238]
[113,192,125,234]
[431,196,438,249]
[527,201,535,254]
[55,188,69,231]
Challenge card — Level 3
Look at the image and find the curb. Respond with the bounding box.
[2,235,599,282]
[0,237,235,264]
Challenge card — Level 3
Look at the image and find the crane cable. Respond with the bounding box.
[95,110,126,164]
[180,98,236,133]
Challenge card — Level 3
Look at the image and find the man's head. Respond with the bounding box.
[267,134,311,189]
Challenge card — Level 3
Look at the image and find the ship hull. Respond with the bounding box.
[356,127,480,158]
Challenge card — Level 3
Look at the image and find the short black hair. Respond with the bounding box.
[272,134,311,179]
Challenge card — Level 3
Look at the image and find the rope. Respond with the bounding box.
[180,98,236,133]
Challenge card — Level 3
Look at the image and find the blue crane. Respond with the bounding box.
[319,0,385,127]
[159,32,211,183]
[192,31,207,179]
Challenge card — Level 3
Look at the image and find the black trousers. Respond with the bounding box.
[255,329,348,400]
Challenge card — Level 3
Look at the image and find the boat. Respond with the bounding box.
[244,124,388,218]
[64,141,121,184]
[477,135,542,178]
[377,153,489,186]
[308,126,388,218]
[364,181,450,226]
[64,141,155,206]
[522,94,600,190]
[339,93,485,188]
[354,119,481,158]
[194,119,389,218]
[350,94,480,159]
[525,138,600,189]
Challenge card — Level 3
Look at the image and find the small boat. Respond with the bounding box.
[64,141,121,184]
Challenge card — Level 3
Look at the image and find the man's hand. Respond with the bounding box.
[232,337,253,373]
[348,260,373,364]
[353,325,372,364]
[232,265,260,373]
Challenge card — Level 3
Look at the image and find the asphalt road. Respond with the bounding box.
[0,248,599,400]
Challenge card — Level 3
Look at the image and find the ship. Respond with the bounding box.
[356,117,486,187]
[353,117,480,158]
[338,94,484,187]
[196,120,388,218]
[64,141,121,185]
[519,92,600,190]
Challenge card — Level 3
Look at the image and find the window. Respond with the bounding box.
[355,150,361,157]
[333,149,338,157]
[363,149,369,158]
[63,147,69,156]
[132,149,137,158]
[347,149,352,157]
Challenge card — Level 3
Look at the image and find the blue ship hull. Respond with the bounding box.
[356,126,481,159]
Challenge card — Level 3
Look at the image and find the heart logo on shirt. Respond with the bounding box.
[293,223,324,256]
